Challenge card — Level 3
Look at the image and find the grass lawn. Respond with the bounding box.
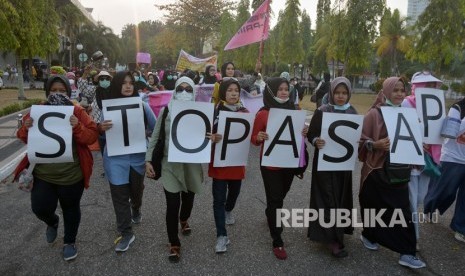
[0,89,46,110]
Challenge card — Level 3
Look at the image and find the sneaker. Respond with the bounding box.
[272,247,287,260]
[398,254,426,269]
[115,234,135,252]
[180,221,191,236]
[63,244,78,261]
[360,235,379,251]
[215,236,230,253]
[131,208,142,224]
[455,232,465,243]
[225,211,235,225]
[46,222,58,244]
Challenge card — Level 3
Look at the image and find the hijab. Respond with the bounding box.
[320,77,356,113]
[262,77,295,110]
[220,62,235,78]
[45,75,72,98]
[202,65,217,84]
[167,76,197,115]
[107,71,138,99]
[218,78,245,112]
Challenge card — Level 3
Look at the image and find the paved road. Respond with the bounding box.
[0,112,464,275]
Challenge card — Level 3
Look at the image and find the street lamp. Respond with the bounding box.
[299,64,303,80]
[76,43,83,69]
[287,64,291,73]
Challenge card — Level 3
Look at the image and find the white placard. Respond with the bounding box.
[102,98,147,156]
[27,105,74,163]
[317,113,364,171]
[381,106,424,165]
[213,111,255,167]
[414,88,446,144]
[168,101,214,163]
[262,108,307,167]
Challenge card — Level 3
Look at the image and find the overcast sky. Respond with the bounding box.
[79,0,407,36]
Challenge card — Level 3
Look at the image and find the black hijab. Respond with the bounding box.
[203,65,217,84]
[263,77,295,110]
[45,75,72,98]
[107,71,138,99]
[220,62,235,78]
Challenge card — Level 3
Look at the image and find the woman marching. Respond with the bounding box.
[208,78,249,253]
[251,77,308,260]
[145,76,204,263]
[358,77,426,269]
[211,62,235,105]
[98,71,156,253]
[14,75,98,261]
[307,77,356,258]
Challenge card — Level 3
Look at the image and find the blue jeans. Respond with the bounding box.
[424,161,465,234]
[212,179,242,237]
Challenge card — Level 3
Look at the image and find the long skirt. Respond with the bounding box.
[359,169,416,255]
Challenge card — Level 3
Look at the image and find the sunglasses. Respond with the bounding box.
[175,86,193,93]
[222,77,238,82]
[100,77,111,81]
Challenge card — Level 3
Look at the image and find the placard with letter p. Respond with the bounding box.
[414,88,446,144]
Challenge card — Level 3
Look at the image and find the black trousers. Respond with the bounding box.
[260,167,295,248]
[31,178,84,244]
[109,168,145,237]
[164,189,195,247]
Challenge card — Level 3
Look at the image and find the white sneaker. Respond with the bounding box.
[360,235,379,251]
[225,211,235,225]
[455,232,465,243]
[399,254,426,269]
[215,236,230,253]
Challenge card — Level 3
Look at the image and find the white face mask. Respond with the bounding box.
[273,96,289,104]
[175,90,193,101]
[69,79,75,86]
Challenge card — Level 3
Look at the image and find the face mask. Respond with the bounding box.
[175,90,193,101]
[273,96,289,104]
[167,75,173,80]
[172,75,178,80]
[99,80,110,89]
[134,76,140,82]
[68,79,75,86]
[334,103,351,110]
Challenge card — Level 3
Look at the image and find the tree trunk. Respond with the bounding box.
[16,54,26,100]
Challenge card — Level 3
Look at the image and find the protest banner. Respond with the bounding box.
[175,50,217,72]
[414,88,446,144]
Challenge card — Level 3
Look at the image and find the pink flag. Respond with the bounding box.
[224,0,271,51]
[148,91,173,118]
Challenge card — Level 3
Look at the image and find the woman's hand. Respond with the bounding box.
[373,137,390,151]
[24,118,33,129]
[256,131,269,143]
[315,137,325,149]
[70,115,79,128]
[145,162,156,179]
[302,125,309,137]
[207,132,222,143]
[99,120,113,132]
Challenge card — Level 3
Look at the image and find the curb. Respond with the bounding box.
[0,149,25,182]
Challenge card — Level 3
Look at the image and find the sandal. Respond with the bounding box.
[168,246,180,263]
[180,221,191,236]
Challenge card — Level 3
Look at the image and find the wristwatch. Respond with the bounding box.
[366,140,373,151]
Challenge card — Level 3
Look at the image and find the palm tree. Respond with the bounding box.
[374,9,411,76]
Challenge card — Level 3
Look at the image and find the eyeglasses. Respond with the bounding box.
[175,86,193,93]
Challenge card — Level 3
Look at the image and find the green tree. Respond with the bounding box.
[300,10,312,71]
[0,0,19,50]
[218,10,237,65]
[279,0,304,72]
[157,0,233,56]
[312,0,331,74]
[340,0,385,74]
[408,0,465,73]
[374,9,411,76]
[5,0,59,99]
